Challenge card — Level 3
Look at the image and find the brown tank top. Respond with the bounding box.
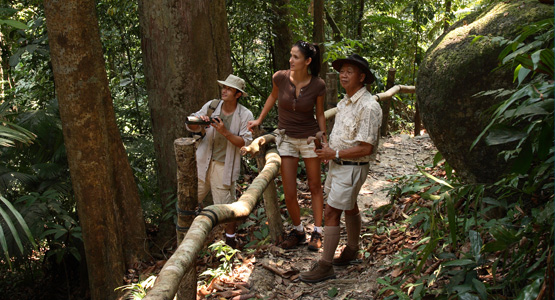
[273,70,326,138]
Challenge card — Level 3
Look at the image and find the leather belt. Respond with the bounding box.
[334,160,369,166]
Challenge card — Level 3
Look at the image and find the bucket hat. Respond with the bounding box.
[217,74,248,97]
[332,54,375,84]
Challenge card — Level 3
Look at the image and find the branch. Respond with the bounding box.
[241,131,279,157]
[144,149,281,300]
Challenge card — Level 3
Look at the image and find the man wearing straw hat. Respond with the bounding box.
[300,54,382,282]
[186,74,254,248]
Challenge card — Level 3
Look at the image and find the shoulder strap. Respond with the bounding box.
[206,100,222,118]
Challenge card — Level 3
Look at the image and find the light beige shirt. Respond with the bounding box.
[329,87,382,162]
[186,100,253,186]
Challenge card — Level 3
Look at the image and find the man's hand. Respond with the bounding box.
[315,143,335,162]
[211,117,229,136]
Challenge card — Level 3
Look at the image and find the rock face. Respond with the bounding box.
[416,0,552,183]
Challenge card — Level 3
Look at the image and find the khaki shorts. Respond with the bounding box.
[198,160,236,205]
[325,161,369,210]
[276,133,318,158]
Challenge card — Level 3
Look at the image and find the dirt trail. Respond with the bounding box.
[223,133,437,300]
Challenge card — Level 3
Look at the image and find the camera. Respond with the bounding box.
[185,116,218,125]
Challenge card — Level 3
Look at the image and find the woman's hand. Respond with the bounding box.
[247,119,261,132]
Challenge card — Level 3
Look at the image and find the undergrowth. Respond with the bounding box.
[375,17,554,300]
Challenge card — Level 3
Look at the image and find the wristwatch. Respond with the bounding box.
[334,149,341,164]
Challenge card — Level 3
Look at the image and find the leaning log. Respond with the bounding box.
[143,149,281,300]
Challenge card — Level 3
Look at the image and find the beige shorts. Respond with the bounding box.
[276,133,318,158]
[198,160,236,205]
[325,161,369,210]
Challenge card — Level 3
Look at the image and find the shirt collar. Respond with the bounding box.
[345,86,369,104]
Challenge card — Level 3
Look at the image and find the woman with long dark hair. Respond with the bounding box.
[247,40,326,250]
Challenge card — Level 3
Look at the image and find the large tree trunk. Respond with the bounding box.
[44,1,148,299]
[312,0,328,78]
[444,0,452,33]
[138,0,232,243]
[270,0,293,71]
[357,0,365,39]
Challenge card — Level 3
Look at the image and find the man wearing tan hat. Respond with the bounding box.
[300,54,382,282]
[186,74,254,248]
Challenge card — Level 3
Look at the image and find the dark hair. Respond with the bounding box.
[293,40,321,77]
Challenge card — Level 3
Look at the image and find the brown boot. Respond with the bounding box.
[307,231,322,251]
[332,245,360,266]
[279,229,306,249]
[299,260,336,283]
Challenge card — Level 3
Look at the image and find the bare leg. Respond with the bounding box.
[281,156,301,226]
[304,157,323,227]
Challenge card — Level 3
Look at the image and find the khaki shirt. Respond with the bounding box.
[329,87,382,162]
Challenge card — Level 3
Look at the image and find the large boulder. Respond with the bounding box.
[416,0,552,183]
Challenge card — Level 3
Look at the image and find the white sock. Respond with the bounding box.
[225,233,236,238]
[293,223,304,232]
[313,226,323,234]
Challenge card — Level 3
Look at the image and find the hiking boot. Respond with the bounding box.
[279,229,306,249]
[299,260,336,283]
[307,231,322,251]
[332,245,360,266]
[225,236,238,249]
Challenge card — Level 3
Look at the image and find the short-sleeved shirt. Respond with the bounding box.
[329,86,382,162]
[273,70,326,138]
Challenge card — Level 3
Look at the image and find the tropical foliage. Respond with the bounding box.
[0,0,549,298]
[376,16,554,299]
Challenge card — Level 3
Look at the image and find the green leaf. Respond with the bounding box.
[511,140,533,174]
[537,123,553,160]
[327,287,338,297]
[0,195,36,249]
[442,259,475,267]
[446,193,457,250]
[416,165,453,189]
[538,48,554,77]
[416,237,439,274]
[516,277,543,300]
[459,292,480,300]
[0,222,11,268]
[433,151,443,166]
[469,230,482,264]
[0,19,28,29]
[485,124,527,145]
[472,278,488,300]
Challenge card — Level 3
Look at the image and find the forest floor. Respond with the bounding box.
[186,132,438,300]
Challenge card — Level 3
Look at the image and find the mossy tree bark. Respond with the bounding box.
[44,1,148,299]
[417,0,553,183]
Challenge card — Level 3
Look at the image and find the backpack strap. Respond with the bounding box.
[206,99,222,118]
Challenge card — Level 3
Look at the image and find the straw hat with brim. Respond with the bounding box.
[217,74,248,97]
[332,54,375,84]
